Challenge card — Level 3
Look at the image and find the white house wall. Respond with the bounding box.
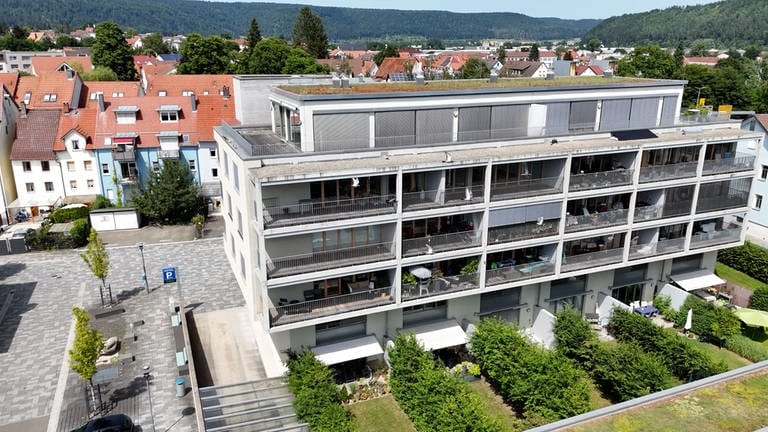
[12,160,64,207]
[58,132,101,197]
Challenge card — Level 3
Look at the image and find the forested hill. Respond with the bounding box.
[584,0,768,47]
[0,0,598,41]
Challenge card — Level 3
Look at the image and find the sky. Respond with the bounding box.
[219,0,720,19]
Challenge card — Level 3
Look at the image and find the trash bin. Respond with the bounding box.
[175,377,185,397]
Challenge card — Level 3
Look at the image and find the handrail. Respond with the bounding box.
[562,248,624,271]
[639,161,698,182]
[272,286,394,325]
[490,175,562,200]
[485,261,555,285]
[263,195,395,227]
[702,155,755,175]
[402,231,479,257]
[267,241,394,277]
[401,273,479,301]
[565,209,629,233]
[488,219,559,243]
[569,169,633,191]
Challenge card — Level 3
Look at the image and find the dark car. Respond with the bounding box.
[71,414,135,432]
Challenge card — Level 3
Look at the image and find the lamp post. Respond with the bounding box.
[138,242,149,294]
[695,86,707,107]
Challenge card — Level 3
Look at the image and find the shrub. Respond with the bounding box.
[718,242,768,284]
[388,333,500,432]
[723,335,768,362]
[591,342,675,402]
[471,318,592,421]
[674,296,741,341]
[51,206,90,223]
[554,308,598,366]
[748,286,768,312]
[92,195,114,209]
[286,350,354,432]
[653,294,679,321]
[69,218,90,247]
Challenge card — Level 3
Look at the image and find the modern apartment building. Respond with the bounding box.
[216,76,761,366]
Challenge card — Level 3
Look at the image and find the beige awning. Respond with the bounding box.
[312,335,383,366]
[6,196,58,208]
[401,319,468,351]
[671,270,726,292]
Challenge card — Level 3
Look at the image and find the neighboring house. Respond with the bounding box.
[743,114,768,245]
[69,27,95,41]
[502,61,548,78]
[10,110,64,216]
[317,59,364,77]
[429,55,469,77]
[30,56,93,76]
[162,35,187,52]
[143,74,233,98]
[14,70,83,111]
[126,35,144,51]
[0,84,19,225]
[0,49,65,73]
[575,65,604,76]
[81,81,143,107]
[683,57,720,67]
[552,60,576,77]
[54,107,101,204]
[27,30,56,43]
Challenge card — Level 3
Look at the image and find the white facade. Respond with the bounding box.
[11,159,64,209]
[0,89,18,225]
[57,131,102,198]
[0,49,64,73]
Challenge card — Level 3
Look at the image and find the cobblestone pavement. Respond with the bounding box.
[0,238,245,432]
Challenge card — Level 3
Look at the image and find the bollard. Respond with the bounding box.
[175,377,185,397]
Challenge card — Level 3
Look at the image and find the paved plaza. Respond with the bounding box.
[0,235,245,432]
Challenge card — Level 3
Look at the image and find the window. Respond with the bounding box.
[158,90,167,97]
[89,92,103,100]
[223,152,229,178]
[160,111,178,122]
[25,183,34,192]
[71,139,80,150]
[70,180,77,190]
[43,93,57,102]
[237,210,243,238]
[84,160,92,170]
[41,161,50,171]
[66,161,76,171]
[211,168,218,178]
[152,161,160,172]
[233,161,239,191]
[762,165,768,180]
[225,193,232,218]
[44,182,54,192]
[209,148,217,158]
[22,92,31,104]
[182,90,193,96]
[188,160,196,171]
[87,179,94,189]
[240,253,246,278]
[22,161,31,172]
[111,92,124,97]
[101,163,110,174]
[115,112,136,124]
[756,194,763,209]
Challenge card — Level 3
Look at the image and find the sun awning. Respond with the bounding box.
[6,196,58,208]
[402,319,468,351]
[734,308,768,328]
[312,335,383,366]
[670,270,726,292]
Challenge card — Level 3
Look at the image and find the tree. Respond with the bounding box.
[178,34,239,74]
[246,17,262,51]
[617,45,678,79]
[55,35,80,48]
[585,37,601,52]
[689,39,711,57]
[496,46,506,64]
[140,33,170,55]
[743,45,762,61]
[425,38,444,50]
[292,6,329,59]
[460,58,489,79]
[373,45,399,66]
[69,307,104,411]
[91,22,136,81]
[283,48,330,74]
[528,43,540,61]
[674,41,685,68]
[80,228,111,305]
[131,159,202,225]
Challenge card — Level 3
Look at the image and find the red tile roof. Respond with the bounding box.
[317,59,364,76]
[683,56,719,66]
[575,65,604,76]
[755,114,768,132]
[54,108,97,151]
[11,110,61,160]
[0,72,19,97]
[375,58,416,80]
[30,56,93,75]
[81,81,143,107]
[144,74,233,97]
[14,72,81,110]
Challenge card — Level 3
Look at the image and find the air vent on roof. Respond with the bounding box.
[604,70,614,78]
[415,73,425,86]
[489,71,498,83]
[611,129,658,141]
[332,74,341,88]
[545,71,555,80]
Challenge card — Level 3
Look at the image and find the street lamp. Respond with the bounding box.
[138,242,149,294]
[695,86,707,107]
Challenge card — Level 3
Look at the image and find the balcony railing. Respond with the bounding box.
[158,149,180,159]
[402,185,484,211]
[565,209,629,233]
[402,231,480,257]
[485,261,556,286]
[702,155,755,175]
[638,162,698,183]
[663,201,694,218]
[118,175,138,185]
[490,176,562,201]
[263,195,396,228]
[488,219,559,244]
[561,248,624,272]
[629,237,686,260]
[267,241,394,278]
[569,170,633,192]
[633,205,663,222]
[112,149,135,162]
[270,286,394,326]
[401,272,479,301]
[696,194,749,213]
[690,227,742,249]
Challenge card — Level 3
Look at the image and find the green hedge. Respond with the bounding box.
[388,333,501,432]
[749,286,768,312]
[286,350,355,432]
[723,335,768,362]
[718,242,768,284]
[51,206,90,223]
[609,309,727,380]
[674,296,741,341]
[471,318,592,421]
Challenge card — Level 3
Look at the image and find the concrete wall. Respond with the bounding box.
[261,183,310,208]
[447,295,480,324]
[234,76,332,126]
[290,325,315,350]
[586,270,614,314]
[197,142,219,185]
[266,234,312,259]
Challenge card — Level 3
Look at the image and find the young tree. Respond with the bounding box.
[69,307,104,411]
[246,17,262,51]
[91,22,136,81]
[131,159,202,225]
[528,43,540,61]
[460,58,490,79]
[292,6,329,59]
[496,45,506,64]
[177,34,239,74]
[617,45,678,79]
[373,45,399,66]
[140,33,171,55]
[674,41,685,68]
[81,228,111,305]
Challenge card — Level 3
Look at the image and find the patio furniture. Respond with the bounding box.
[634,305,659,318]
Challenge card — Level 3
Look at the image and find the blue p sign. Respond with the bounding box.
[162,267,177,284]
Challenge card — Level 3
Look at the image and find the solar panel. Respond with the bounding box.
[389,72,408,82]
[611,129,658,141]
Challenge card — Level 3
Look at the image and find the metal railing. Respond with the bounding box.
[565,209,629,233]
[633,205,663,222]
[629,237,686,259]
[112,148,135,161]
[485,261,556,286]
[488,219,560,244]
[663,201,694,218]
[402,231,480,257]
[561,248,624,272]
[270,286,394,326]
[690,227,742,249]
[118,175,138,185]
[402,185,484,210]
[696,195,749,213]
[263,195,396,227]
[702,155,755,175]
[490,176,562,201]
[401,272,479,301]
[569,169,633,191]
[638,162,698,183]
[444,185,485,204]
[158,149,180,159]
[267,241,394,278]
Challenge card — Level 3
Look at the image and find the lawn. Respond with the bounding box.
[467,379,521,432]
[715,262,767,292]
[695,340,752,370]
[348,395,416,432]
[567,371,768,432]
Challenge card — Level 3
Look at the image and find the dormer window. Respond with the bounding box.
[112,92,124,97]
[157,105,180,122]
[23,92,31,105]
[181,90,193,96]
[71,139,80,150]
[158,90,167,97]
[43,93,57,102]
[114,106,139,124]
[89,91,103,100]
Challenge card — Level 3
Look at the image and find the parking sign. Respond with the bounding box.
[162,266,177,284]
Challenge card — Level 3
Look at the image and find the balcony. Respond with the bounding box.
[158,149,180,159]
[118,175,138,185]
[690,227,742,249]
[696,194,749,213]
[269,286,394,326]
[266,241,394,278]
[702,155,755,176]
[639,162,698,183]
[401,272,479,301]
[569,170,633,192]
[263,196,396,228]
[402,185,484,211]
[629,237,685,260]
[402,231,480,257]
[112,147,135,162]
[565,209,629,233]
[490,176,562,201]
[633,205,663,222]
[488,219,559,244]
[485,261,555,286]
[561,248,624,272]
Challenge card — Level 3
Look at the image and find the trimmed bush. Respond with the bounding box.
[388,333,501,432]
[471,318,592,421]
[553,308,598,366]
[92,195,114,209]
[653,294,679,321]
[51,206,90,223]
[286,350,355,432]
[748,286,768,312]
[723,335,768,362]
[69,218,90,247]
[591,342,675,402]
[718,242,768,284]
[675,296,741,342]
